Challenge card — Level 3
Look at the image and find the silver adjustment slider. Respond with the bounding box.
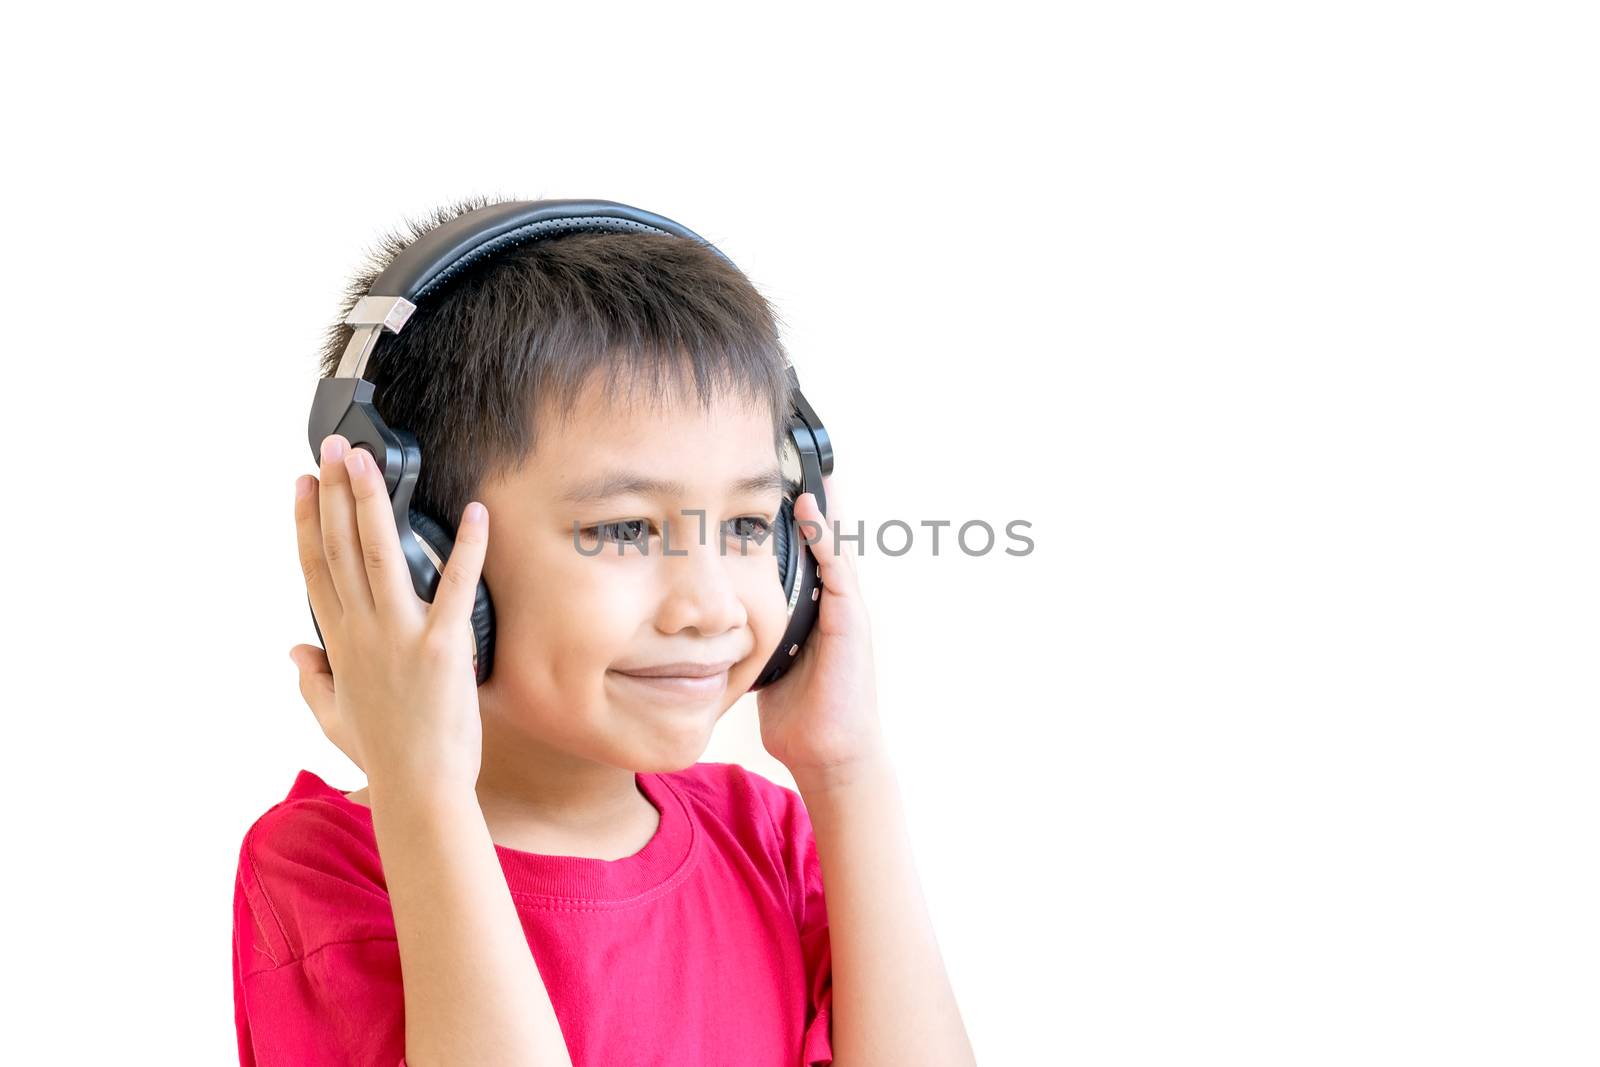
[335,296,418,380]
[345,296,418,331]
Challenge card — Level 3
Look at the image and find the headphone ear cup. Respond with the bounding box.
[773,495,795,590]
[748,493,817,691]
[407,507,496,685]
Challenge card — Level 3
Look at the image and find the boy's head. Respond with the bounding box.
[320,196,799,774]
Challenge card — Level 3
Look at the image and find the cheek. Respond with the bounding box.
[536,565,645,664]
[488,539,643,670]
[738,556,792,655]
[491,533,791,673]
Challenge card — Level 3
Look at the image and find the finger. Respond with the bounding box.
[295,472,342,627]
[822,473,861,587]
[807,473,856,572]
[425,502,489,638]
[288,643,329,676]
[817,473,852,554]
[290,644,365,772]
[794,490,855,602]
[289,643,338,724]
[819,472,838,524]
[342,444,420,619]
[317,434,373,614]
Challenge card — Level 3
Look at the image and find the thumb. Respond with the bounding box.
[288,644,336,710]
[288,644,330,677]
[289,644,365,775]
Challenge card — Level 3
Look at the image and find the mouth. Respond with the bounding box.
[607,659,738,701]
[607,668,730,700]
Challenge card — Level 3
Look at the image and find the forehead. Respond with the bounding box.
[526,369,778,484]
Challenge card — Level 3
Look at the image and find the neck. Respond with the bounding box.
[471,684,658,857]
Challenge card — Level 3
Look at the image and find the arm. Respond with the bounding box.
[755,480,976,1066]
[291,436,570,1065]
[796,755,977,1067]
[368,779,573,1067]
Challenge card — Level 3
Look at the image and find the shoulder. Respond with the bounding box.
[656,761,819,888]
[237,771,384,889]
[233,771,394,971]
[660,762,827,933]
[659,760,811,834]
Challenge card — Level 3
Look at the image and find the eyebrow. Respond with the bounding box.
[560,466,787,506]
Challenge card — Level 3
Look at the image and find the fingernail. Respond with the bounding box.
[344,449,366,477]
[465,502,486,524]
[295,475,312,500]
[321,436,347,464]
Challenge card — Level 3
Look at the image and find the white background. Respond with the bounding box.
[3,2,1596,1064]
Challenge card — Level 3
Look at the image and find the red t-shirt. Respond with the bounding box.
[232,762,833,1066]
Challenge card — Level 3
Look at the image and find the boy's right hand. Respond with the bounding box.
[287,433,490,796]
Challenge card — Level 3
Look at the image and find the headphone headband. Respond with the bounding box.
[369,197,734,301]
[335,198,735,381]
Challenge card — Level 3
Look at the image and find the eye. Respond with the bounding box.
[725,516,774,540]
[585,519,655,545]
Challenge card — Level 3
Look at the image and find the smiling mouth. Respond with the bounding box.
[607,669,730,700]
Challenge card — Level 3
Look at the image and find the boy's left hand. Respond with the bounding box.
[756,474,887,791]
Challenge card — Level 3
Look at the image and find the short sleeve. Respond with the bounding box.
[757,777,834,1066]
[235,939,407,1066]
[233,798,407,1066]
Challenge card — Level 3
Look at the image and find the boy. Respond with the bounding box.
[232,197,975,1065]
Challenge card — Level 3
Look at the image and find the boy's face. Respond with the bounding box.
[472,370,791,774]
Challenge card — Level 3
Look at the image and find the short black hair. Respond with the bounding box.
[317,194,795,531]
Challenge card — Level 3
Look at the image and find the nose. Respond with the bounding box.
[651,512,748,638]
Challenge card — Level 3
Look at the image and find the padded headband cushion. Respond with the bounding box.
[369,198,736,303]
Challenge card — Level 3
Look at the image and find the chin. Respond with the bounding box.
[610,745,708,776]
[602,682,735,767]
[637,753,708,775]
[606,722,717,775]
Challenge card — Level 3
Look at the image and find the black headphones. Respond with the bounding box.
[305,198,833,690]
